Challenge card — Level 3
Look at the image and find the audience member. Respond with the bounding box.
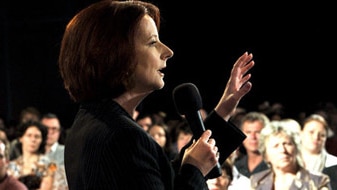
[250,120,331,189]
[7,121,55,190]
[135,112,155,132]
[147,122,175,161]
[227,148,250,190]
[170,119,193,156]
[234,112,270,178]
[207,159,233,190]
[314,102,337,156]
[0,137,28,190]
[228,107,247,127]
[40,113,68,189]
[9,106,41,160]
[40,113,65,165]
[57,0,254,188]
[300,114,337,190]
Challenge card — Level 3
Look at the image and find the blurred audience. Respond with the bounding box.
[234,112,270,178]
[147,122,175,161]
[170,119,193,156]
[257,101,285,121]
[300,114,337,190]
[7,121,55,190]
[41,113,68,189]
[0,137,28,190]
[250,120,331,189]
[135,112,155,132]
[207,159,233,190]
[9,106,41,160]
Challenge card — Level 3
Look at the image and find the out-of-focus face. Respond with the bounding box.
[132,14,173,93]
[148,125,166,148]
[137,116,152,132]
[41,118,61,146]
[300,120,327,154]
[242,120,264,153]
[19,126,42,154]
[265,133,297,172]
[206,168,231,190]
[177,132,193,153]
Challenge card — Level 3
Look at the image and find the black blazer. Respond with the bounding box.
[65,98,245,190]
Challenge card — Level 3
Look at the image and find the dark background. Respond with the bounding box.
[1,0,336,129]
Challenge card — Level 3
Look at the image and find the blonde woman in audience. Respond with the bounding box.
[300,114,337,190]
[7,121,55,190]
[250,120,331,189]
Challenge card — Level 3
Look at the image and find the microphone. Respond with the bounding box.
[172,82,222,179]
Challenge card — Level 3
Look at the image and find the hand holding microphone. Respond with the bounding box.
[173,82,222,179]
[181,129,220,177]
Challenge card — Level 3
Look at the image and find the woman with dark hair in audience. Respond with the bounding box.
[7,121,56,190]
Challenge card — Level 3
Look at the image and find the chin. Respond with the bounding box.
[157,81,165,89]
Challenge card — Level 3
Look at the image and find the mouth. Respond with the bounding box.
[159,66,166,73]
[158,67,166,76]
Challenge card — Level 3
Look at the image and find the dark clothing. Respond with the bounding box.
[65,98,245,189]
[234,155,269,178]
[323,165,337,190]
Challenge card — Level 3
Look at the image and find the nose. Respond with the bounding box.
[161,43,174,60]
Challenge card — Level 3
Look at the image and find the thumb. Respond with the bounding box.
[200,129,212,142]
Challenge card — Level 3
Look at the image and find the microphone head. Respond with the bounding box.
[172,83,203,115]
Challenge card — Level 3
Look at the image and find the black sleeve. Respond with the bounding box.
[174,164,208,190]
[204,110,246,165]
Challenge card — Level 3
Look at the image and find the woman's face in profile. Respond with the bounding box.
[132,14,173,93]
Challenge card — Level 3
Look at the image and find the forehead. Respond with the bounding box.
[242,120,264,130]
[41,118,60,126]
[267,133,291,144]
[135,14,157,38]
[304,120,325,130]
[149,125,165,132]
[25,126,41,134]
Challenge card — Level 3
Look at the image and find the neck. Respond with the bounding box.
[22,151,39,162]
[113,91,149,117]
[45,144,52,153]
[302,147,321,156]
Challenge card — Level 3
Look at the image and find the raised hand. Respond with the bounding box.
[214,51,255,121]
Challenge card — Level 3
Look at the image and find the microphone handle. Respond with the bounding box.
[184,111,222,179]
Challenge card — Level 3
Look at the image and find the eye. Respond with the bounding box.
[149,40,157,46]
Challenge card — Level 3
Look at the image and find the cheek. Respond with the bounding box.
[264,149,273,162]
[37,138,43,145]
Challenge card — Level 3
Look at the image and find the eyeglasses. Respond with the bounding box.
[47,127,60,132]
